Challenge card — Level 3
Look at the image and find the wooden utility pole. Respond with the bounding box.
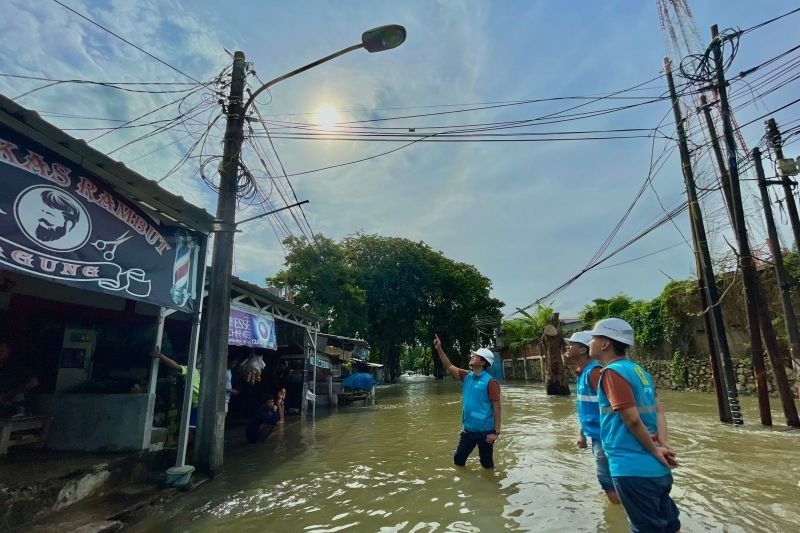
[542,313,570,395]
[665,59,739,424]
[711,25,799,427]
[766,118,800,250]
[754,147,800,407]
[689,210,729,421]
[699,95,735,229]
[196,51,248,474]
[700,95,772,424]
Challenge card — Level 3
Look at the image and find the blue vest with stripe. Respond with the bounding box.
[576,360,602,440]
[462,371,495,432]
[598,359,669,477]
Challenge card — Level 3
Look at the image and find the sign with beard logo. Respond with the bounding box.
[0,127,206,313]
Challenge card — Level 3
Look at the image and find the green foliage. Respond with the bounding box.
[401,344,432,375]
[269,233,503,380]
[671,350,688,388]
[501,306,553,355]
[578,294,636,330]
[576,285,693,352]
[269,235,368,336]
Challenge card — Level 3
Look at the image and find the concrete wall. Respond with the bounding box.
[34,393,155,451]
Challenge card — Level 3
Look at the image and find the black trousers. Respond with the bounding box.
[453,430,494,468]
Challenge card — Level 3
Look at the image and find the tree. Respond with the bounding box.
[269,235,367,336]
[271,233,503,381]
[501,306,554,354]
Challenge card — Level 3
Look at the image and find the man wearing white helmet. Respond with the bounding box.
[587,317,680,533]
[565,331,619,503]
[433,334,501,469]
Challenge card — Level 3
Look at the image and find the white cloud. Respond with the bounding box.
[2,0,798,318]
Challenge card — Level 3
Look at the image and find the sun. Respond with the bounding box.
[313,105,341,130]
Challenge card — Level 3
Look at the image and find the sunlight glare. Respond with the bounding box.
[314,105,341,130]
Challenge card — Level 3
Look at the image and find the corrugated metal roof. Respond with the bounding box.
[227,272,319,323]
[318,332,370,349]
[0,95,215,234]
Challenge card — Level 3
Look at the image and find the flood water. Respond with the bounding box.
[134,376,800,532]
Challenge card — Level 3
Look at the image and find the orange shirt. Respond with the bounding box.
[458,369,501,401]
[576,364,602,391]
[599,369,636,411]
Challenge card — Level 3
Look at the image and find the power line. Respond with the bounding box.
[4,72,199,100]
[0,73,196,86]
[50,0,204,85]
[592,242,685,270]
[741,6,800,35]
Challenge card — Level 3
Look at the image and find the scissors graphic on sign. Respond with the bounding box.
[92,231,133,261]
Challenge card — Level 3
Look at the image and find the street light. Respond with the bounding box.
[244,24,407,113]
[195,25,406,476]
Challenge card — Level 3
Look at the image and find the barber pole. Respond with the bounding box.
[171,231,199,307]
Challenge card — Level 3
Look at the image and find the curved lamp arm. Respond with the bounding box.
[243,43,363,113]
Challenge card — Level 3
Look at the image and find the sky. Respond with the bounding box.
[1,0,799,319]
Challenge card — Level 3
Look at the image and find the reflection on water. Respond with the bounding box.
[133,376,800,532]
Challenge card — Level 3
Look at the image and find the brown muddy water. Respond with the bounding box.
[132,375,800,532]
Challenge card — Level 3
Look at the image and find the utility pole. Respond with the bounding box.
[699,95,735,229]
[754,147,800,406]
[710,25,799,427]
[196,51,248,474]
[665,58,739,424]
[766,118,800,250]
[689,220,729,422]
[700,94,772,424]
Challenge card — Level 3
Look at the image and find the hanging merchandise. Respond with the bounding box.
[239,353,266,385]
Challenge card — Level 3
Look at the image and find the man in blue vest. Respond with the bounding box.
[434,334,501,469]
[565,331,619,504]
[587,318,680,533]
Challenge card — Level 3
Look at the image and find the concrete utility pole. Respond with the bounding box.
[196,51,248,475]
[191,26,407,474]
[754,147,800,406]
[710,25,799,427]
[765,118,800,250]
[665,58,739,424]
[699,96,772,425]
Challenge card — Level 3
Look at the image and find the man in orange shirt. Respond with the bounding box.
[434,334,501,469]
[588,318,679,532]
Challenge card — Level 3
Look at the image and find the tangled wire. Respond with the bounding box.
[679,28,741,84]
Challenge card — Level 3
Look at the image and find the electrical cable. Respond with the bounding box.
[50,0,204,85]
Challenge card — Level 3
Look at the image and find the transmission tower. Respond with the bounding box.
[657,0,768,261]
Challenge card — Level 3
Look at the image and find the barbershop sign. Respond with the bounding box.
[0,127,205,312]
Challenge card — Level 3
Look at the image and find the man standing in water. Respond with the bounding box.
[564,331,619,504]
[434,334,501,469]
[588,318,680,532]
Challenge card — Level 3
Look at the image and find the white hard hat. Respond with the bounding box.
[586,318,635,346]
[471,347,495,367]
[566,331,592,347]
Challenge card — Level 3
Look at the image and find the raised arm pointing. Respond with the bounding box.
[434,334,464,380]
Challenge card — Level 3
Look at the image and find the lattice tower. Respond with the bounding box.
[657,0,769,261]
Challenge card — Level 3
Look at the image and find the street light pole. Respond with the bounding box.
[243,25,407,114]
[196,26,406,476]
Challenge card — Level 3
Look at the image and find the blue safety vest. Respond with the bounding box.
[576,360,602,440]
[462,371,496,432]
[598,359,669,478]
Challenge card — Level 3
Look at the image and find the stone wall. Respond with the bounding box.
[637,356,798,397]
